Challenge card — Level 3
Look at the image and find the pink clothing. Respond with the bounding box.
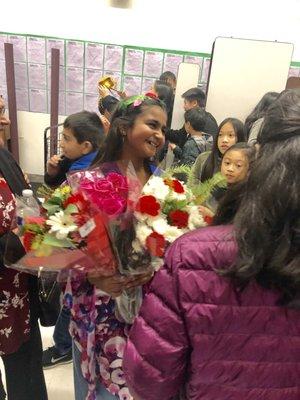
[124,225,300,400]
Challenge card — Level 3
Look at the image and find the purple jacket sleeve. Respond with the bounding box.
[123,240,189,400]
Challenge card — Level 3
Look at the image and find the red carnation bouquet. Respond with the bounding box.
[125,172,207,272]
[110,169,208,323]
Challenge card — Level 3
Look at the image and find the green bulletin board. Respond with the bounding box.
[0,31,299,115]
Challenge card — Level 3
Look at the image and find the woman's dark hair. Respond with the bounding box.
[154,80,174,127]
[244,91,279,138]
[200,118,246,182]
[184,107,206,131]
[93,96,167,165]
[63,110,104,151]
[225,89,300,306]
[159,71,176,86]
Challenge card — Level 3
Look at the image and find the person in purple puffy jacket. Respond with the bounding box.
[123,88,300,400]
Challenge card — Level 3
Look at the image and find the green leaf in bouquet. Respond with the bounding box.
[162,198,188,215]
[42,202,61,215]
[64,204,78,215]
[191,172,227,205]
[36,184,55,199]
[23,223,46,235]
[162,164,191,182]
[42,233,76,249]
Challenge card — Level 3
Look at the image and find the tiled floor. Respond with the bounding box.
[0,325,75,399]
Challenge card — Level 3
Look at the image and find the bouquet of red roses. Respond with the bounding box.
[5,166,134,278]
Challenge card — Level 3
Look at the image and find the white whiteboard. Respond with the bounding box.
[205,37,294,124]
[171,62,200,129]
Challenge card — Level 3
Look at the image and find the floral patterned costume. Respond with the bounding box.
[64,276,132,400]
[0,178,30,356]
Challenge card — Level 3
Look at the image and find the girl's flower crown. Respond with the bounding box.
[120,92,160,111]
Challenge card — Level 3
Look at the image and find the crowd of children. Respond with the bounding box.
[0,69,299,400]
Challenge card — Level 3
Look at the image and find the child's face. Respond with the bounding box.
[217,122,237,154]
[183,99,197,111]
[60,128,92,160]
[184,121,192,135]
[221,149,249,184]
[123,106,166,160]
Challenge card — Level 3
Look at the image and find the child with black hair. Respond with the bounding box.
[199,143,256,219]
[192,117,246,184]
[42,110,105,370]
[159,71,177,92]
[172,107,213,165]
[166,87,218,150]
[45,111,104,188]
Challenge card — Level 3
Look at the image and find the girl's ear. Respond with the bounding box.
[82,141,93,154]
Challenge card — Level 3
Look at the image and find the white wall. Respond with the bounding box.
[17,111,66,175]
[2,0,300,60]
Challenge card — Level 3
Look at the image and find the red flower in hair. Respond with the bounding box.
[145,91,158,99]
[146,232,166,257]
[136,195,160,216]
[169,210,189,229]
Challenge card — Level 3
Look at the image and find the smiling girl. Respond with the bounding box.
[66,95,167,400]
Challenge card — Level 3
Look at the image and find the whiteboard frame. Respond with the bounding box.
[205,37,294,124]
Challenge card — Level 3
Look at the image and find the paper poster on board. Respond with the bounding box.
[47,39,65,66]
[85,43,104,69]
[143,51,163,77]
[14,62,28,89]
[163,53,183,75]
[124,49,143,75]
[0,34,8,60]
[201,58,211,82]
[66,92,83,115]
[84,94,99,113]
[104,45,123,71]
[0,61,6,89]
[28,64,46,89]
[66,67,84,92]
[16,88,29,111]
[67,41,84,68]
[27,37,46,64]
[8,35,27,62]
[123,76,142,96]
[29,89,47,113]
[85,68,102,94]
[288,67,300,77]
[184,55,203,66]
[141,77,155,93]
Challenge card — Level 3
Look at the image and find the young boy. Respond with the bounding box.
[43,110,104,369]
[45,110,104,188]
[166,87,218,149]
[172,107,213,165]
